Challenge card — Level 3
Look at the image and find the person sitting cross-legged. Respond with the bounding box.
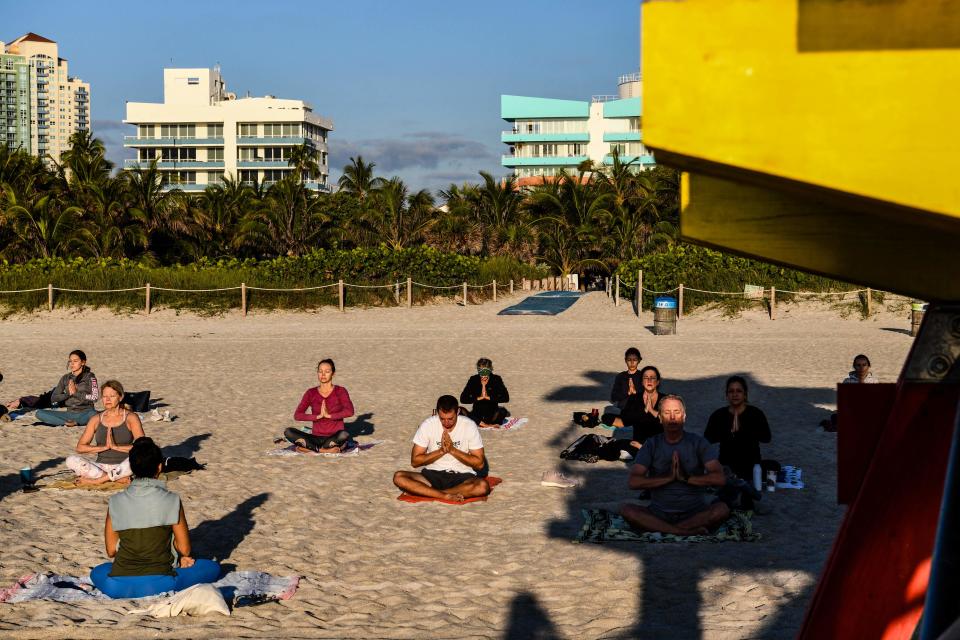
[620,394,730,535]
[392,395,490,503]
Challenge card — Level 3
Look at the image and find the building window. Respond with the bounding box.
[160,124,196,138]
[239,169,258,184]
[206,148,224,161]
[206,171,224,185]
[206,123,223,137]
[139,124,154,138]
[263,169,287,182]
[165,171,196,185]
[238,123,258,137]
[187,77,199,85]
[263,147,291,161]
[263,123,300,137]
[238,147,259,161]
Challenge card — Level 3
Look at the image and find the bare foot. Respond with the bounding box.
[442,493,465,502]
[75,476,100,486]
[295,445,316,454]
[65,420,77,427]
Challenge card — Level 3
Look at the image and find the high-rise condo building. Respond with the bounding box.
[501,73,651,185]
[1,33,90,163]
[124,68,333,191]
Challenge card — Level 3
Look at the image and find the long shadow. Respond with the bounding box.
[0,456,66,502]
[191,492,270,563]
[162,432,211,458]
[544,374,839,638]
[504,591,562,640]
[347,413,375,437]
[881,327,913,336]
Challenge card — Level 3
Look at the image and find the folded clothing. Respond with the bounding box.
[479,417,528,431]
[397,476,503,504]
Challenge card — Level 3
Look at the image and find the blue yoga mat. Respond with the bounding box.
[498,291,583,316]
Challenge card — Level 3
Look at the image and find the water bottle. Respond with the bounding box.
[752,464,762,492]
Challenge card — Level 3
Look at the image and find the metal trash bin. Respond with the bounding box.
[654,296,678,335]
[910,302,927,337]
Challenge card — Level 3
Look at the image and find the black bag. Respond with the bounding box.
[123,390,151,413]
[162,456,205,472]
[19,389,53,410]
[560,434,614,463]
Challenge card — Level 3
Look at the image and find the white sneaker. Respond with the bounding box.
[149,409,164,422]
[541,470,579,489]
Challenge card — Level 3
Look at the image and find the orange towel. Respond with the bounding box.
[397,476,502,504]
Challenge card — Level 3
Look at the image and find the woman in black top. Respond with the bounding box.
[704,376,772,481]
[460,357,510,427]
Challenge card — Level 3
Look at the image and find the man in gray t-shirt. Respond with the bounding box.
[621,395,730,535]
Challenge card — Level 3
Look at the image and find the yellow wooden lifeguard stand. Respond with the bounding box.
[642,1,960,637]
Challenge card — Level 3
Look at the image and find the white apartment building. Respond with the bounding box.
[1,33,90,163]
[124,68,332,191]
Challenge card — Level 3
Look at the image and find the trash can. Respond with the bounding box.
[653,297,678,335]
[911,302,927,337]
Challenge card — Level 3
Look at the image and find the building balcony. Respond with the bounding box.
[236,136,308,146]
[602,131,642,142]
[602,154,656,166]
[123,136,225,147]
[124,159,226,170]
[501,131,589,143]
[237,160,293,168]
[502,155,590,167]
[161,183,206,192]
[305,180,332,192]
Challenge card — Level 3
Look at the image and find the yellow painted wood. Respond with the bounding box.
[643,0,960,219]
[681,172,960,301]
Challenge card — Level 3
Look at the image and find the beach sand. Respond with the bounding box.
[0,292,914,638]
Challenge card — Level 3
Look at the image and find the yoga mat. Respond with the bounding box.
[498,291,583,316]
[397,476,502,504]
[479,417,528,431]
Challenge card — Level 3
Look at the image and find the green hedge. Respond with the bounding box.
[615,244,855,312]
[0,248,549,314]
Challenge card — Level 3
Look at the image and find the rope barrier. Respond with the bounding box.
[149,286,242,292]
[54,286,146,293]
[411,282,463,290]
[775,289,866,296]
[642,286,680,294]
[683,287,748,296]
[342,283,395,289]
[0,287,51,294]
[246,284,337,291]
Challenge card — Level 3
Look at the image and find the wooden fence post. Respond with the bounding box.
[615,275,620,306]
[407,277,412,308]
[770,286,777,320]
[241,282,247,317]
[145,283,151,315]
[866,287,873,316]
[510,279,514,295]
[493,280,497,302]
[395,281,400,305]
[338,279,345,312]
[47,283,53,311]
[463,282,468,306]
[678,284,684,319]
[638,270,644,316]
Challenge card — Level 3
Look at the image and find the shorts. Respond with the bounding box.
[421,469,476,491]
[647,501,713,525]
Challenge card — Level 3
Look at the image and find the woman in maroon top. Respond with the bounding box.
[284,359,355,452]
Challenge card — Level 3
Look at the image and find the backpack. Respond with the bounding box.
[122,390,151,413]
[560,434,615,463]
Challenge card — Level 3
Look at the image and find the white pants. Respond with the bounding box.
[66,455,132,481]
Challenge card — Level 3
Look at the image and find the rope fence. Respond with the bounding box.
[607,270,925,322]
[0,276,565,315]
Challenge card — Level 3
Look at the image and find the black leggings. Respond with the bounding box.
[284,428,351,452]
[468,400,509,425]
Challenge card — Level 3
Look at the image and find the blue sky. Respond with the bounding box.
[4,0,640,192]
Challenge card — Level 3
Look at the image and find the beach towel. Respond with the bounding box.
[0,570,300,605]
[397,476,502,504]
[776,465,805,489]
[42,470,190,491]
[266,439,385,457]
[573,508,760,544]
[479,417,528,431]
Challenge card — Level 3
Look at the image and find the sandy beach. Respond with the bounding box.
[0,292,914,639]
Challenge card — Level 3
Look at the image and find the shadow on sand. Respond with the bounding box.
[0,456,66,502]
[162,432,211,458]
[192,492,270,564]
[524,372,838,638]
[347,413,375,437]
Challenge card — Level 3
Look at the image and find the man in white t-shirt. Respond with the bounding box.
[392,395,489,502]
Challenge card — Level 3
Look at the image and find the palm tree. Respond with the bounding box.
[234,177,332,256]
[287,142,320,183]
[58,131,114,187]
[360,177,436,250]
[0,186,83,260]
[74,179,147,259]
[476,171,528,256]
[338,156,381,201]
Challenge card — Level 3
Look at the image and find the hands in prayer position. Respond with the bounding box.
[670,450,688,483]
[627,378,637,396]
[478,376,490,401]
